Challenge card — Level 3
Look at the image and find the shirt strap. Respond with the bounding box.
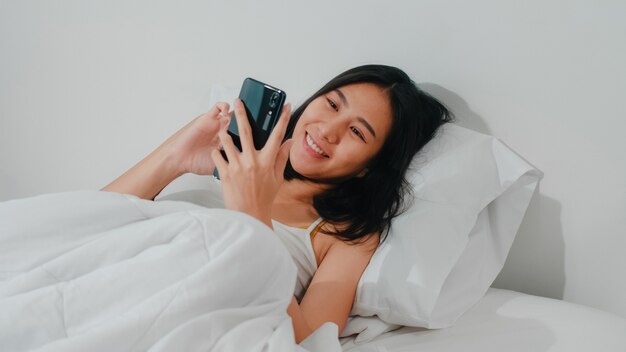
[309,219,326,241]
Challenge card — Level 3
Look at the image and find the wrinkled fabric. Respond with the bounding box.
[0,191,341,352]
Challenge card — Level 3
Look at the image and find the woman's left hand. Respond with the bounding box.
[211,99,293,228]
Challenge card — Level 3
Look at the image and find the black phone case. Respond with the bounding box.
[214,78,287,179]
[228,77,287,151]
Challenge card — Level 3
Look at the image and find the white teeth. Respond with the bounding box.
[306,133,327,157]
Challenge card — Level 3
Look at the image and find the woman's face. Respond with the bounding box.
[289,82,393,182]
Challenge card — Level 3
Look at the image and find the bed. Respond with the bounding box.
[2,122,625,351]
[2,190,625,352]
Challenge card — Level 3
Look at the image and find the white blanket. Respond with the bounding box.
[0,191,341,352]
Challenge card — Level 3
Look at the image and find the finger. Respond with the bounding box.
[206,102,230,118]
[264,102,292,157]
[218,129,240,165]
[215,102,231,119]
[211,148,229,178]
[274,139,293,183]
[218,113,231,130]
[232,99,255,154]
[214,115,230,150]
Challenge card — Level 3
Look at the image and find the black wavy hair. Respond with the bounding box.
[283,64,454,243]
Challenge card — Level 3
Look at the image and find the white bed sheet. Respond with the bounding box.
[340,288,626,352]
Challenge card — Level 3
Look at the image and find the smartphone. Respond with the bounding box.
[227,78,287,151]
[213,78,287,178]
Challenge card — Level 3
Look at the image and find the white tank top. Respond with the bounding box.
[271,218,323,302]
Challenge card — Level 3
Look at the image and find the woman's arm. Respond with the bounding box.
[288,234,379,343]
[287,296,313,343]
[101,145,182,200]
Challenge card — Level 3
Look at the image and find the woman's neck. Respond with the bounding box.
[271,180,330,227]
[274,179,328,205]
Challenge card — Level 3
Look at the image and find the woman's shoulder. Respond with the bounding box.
[311,231,379,292]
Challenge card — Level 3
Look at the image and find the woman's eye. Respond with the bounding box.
[326,98,338,111]
[351,127,365,141]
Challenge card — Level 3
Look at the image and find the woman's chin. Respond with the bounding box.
[289,162,314,179]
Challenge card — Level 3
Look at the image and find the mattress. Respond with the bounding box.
[340,288,626,352]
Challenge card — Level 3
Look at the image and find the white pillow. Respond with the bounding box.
[350,123,542,328]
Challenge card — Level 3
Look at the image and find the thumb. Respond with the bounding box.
[274,139,293,181]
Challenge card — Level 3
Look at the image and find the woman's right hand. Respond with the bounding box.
[163,102,232,176]
[101,103,232,200]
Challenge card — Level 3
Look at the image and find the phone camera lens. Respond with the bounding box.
[269,92,279,108]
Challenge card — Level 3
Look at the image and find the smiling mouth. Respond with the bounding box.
[305,133,329,157]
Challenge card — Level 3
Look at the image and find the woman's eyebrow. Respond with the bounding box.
[335,88,350,108]
[335,88,377,139]
[357,117,377,138]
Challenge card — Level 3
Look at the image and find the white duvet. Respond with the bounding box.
[0,191,341,352]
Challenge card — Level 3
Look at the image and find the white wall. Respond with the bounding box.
[1,1,625,318]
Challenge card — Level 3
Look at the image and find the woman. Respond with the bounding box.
[102,64,453,343]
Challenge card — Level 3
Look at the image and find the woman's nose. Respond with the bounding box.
[318,119,343,144]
